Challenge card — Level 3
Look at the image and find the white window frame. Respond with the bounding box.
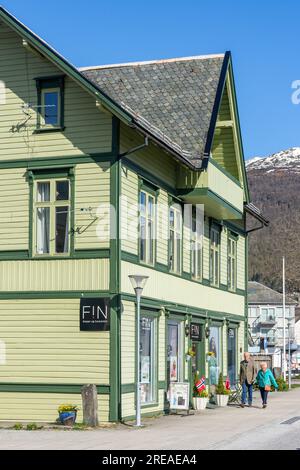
[191,210,202,281]
[139,189,155,266]
[41,87,61,128]
[210,227,220,287]
[228,235,237,292]
[169,205,182,274]
[33,178,70,257]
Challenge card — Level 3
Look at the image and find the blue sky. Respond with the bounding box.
[2,0,300,159]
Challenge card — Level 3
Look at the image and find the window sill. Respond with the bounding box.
[141,402,159,409]
[33,126,65,134]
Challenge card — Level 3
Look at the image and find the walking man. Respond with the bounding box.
[240,352,256,408]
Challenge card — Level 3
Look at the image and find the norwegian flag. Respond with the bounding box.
[225,376,231,390]
[195,376,206,392]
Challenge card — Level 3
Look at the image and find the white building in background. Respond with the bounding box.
[294,311,300,370]
[248,282,299,371]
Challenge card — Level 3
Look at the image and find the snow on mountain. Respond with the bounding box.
[246,147,300,173]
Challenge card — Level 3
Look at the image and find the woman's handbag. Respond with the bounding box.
[264,385,271,392]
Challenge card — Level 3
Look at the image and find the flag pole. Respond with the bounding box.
[283,257,286,381]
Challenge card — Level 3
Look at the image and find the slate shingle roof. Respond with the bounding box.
[248,282,297,305]
[80,55,226,168]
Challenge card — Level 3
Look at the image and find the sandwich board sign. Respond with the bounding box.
[80,298,110,331]
[169,382,190,411]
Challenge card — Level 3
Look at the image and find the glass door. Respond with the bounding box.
[167,320,183,387]
[227,327,237,386]
[140,315,156,404]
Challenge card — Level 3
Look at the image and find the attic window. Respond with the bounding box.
[35,76,65,132]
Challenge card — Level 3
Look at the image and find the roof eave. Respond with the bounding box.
[0,6,133,125]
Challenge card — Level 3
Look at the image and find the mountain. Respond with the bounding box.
[246,148,300,295]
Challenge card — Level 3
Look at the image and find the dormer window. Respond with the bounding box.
[35,76,65,132]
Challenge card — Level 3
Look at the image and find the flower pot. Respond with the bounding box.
[216,394,229,407]
[58,411,77,426]
[193,397,208,410]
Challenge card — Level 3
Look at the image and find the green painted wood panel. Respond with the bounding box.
[75,162,111,250]
[0,298,110,385]
[0,24,112,159]
[236,236,245,291]
[120,300,136,386]
[211,128,239,180]
[121,166,138,255]
[120,123,177,188]
[220,228,228,286]
[202,219,210,280]
[217,85,231,121]
[121,261,245,316]
[0,168,29,250]
[156,189,169,266]
[0,392,109,422]
[0,259,109,291]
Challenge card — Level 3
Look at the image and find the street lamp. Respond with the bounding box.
[288,320,292,390]
[128,275,149,427]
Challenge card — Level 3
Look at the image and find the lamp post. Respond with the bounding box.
[288,320,292,390]
[129,275,149,427]
[283,257,287,381]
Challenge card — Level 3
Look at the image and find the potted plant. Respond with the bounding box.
[192,373,208,410]
[186,347,196,362]
[215,373,230,407]
[58,404,79,426]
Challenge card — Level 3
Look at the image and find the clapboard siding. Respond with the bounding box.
[237,236,245,290]
[0,393,109,422]
[0,258,109,291]
[75,162,111,250]
[220,229,228,286]
[121,166,138,255]
[156,189,169,266]
[0,168,29,250]
[120,122,177,188]
[0,298,109,384]
[121,301,136,385]
[0,24,112,159]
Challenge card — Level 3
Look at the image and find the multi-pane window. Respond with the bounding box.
[41,88,61,127]
[139,190,155,265]
[210,227,220,286]
[228,236,237,291]
[36,76,65,131]
[35,179,70,256]
[191,210,202,280]
[169,205,182,273]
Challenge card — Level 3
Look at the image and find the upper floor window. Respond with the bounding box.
[210,226,220,286]
[139,189,155,265]
[191,208,202,280]
[228,235,237,291]
[169,205,182,274]
[35,76,65,131]
[34,178,70,256]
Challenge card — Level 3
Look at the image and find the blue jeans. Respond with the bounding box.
[259,387,269,405]
[241,380,253,405]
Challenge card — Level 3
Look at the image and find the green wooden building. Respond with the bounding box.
[0,7,266,423]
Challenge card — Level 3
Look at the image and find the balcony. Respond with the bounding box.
[176,159,244,220]
[256,315,276,327]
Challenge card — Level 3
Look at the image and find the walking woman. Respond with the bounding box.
[256,362,278,408]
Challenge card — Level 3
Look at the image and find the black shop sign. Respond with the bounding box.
[80,298,110,331]
[190,323,202,341]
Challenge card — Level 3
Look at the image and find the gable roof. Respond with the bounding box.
[0,6,234,172]
[80,54,228,169]
[0,5,253,197]
[248,281,297,305]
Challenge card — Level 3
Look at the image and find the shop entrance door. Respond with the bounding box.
[227,327,237,385]
[190,322,205,379]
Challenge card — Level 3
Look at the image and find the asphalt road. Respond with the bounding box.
[0,387,299,450]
